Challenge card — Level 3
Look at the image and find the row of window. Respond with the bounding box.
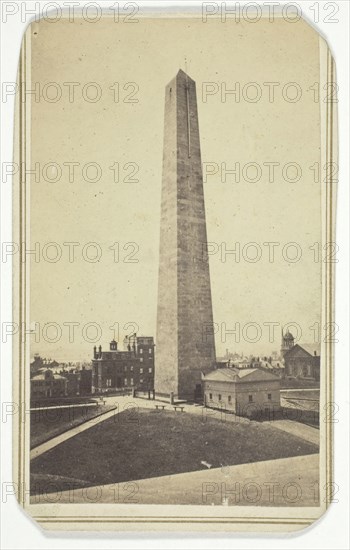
[139,348,153,354]
[106,378,147,387]
[208,393,272,402]
[105,374,151,387]
[125,378,143,386]
[123,366,152,373]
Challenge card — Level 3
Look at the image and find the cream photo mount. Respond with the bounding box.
[12,13,336,532]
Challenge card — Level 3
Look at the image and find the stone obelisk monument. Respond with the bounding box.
[155,69,216,401]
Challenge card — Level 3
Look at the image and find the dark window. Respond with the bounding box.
[248,395,253,402]
[209,393,212,400]
[218,394,222,401]
[268,393,272,400]
[228,395,232,403]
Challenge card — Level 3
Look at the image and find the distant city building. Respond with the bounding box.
[30,355,62,375]
[30,353,45,374]
[202,367,281,418]
[31,369,68,399]
[59,367,92,396]
[79,367,92,395]
[217,329,321,384]
[60,371,79,396]
[279,329,320,382]
[283,342,320,381]
[92,335,155,393]
[217,355,284,378]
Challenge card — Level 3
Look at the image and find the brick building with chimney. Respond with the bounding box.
[91,334,155,394]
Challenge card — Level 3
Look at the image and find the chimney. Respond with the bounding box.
[98,345,102,358]
[93,346,97,359]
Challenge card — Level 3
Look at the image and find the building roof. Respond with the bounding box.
[284,343,321,359]
[31,372,67,381]
[236,368,260,378]
[96,351,132,360]
[271,359,284,368]
[202,367,279,383]
[300,343,321,357]
[261,362,274,370]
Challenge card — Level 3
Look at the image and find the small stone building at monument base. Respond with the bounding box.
[202,367,281,418]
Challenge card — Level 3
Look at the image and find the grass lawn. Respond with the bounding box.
[30,403,118,449]
[31,407,318,495]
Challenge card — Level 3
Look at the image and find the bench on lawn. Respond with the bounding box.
[173,406,184,412]
[155,404,166,410]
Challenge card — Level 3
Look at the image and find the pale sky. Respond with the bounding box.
[28,16,322,361]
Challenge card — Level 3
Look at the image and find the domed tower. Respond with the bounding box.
[281,328,295,358]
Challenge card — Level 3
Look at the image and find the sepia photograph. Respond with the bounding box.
[5,3,343,536]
